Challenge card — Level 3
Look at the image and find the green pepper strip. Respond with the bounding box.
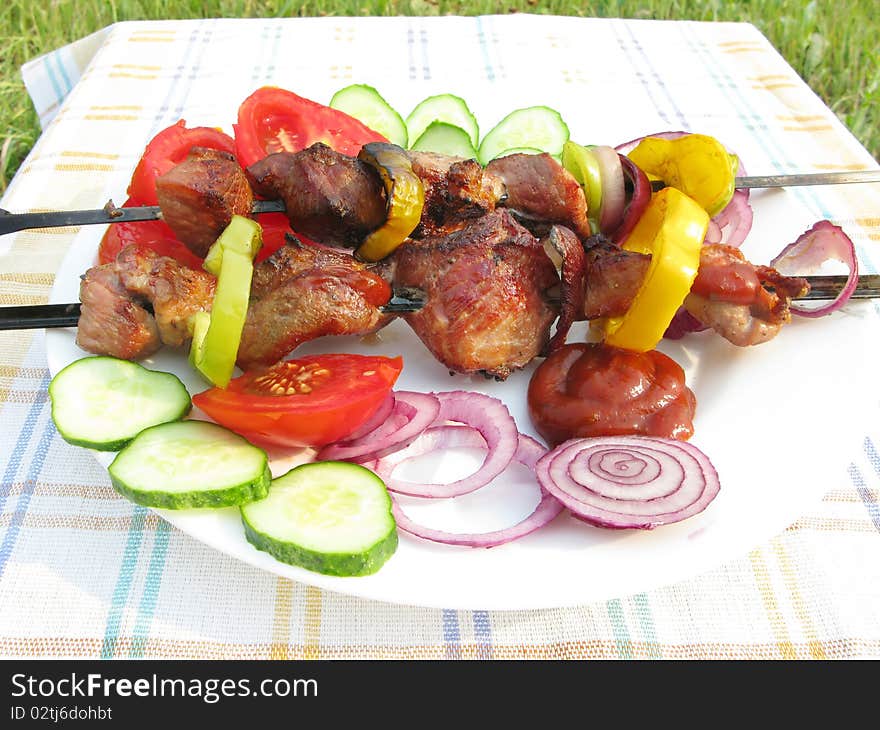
[561,140,602,234]
[189,215,262,388]
[356,142,425,262]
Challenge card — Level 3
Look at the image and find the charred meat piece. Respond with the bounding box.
[114,244,216,347]
[542,225,587,355]
[684,244,809,346]
[247,143,387,249]
[77,264,161,360]
[581,234,652,319]
[237,237,393,369]
[486,153,592,240]
[393,210,559,380]
[407,151,506,237]
[155,147,253,257]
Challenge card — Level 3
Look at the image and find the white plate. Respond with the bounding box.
[46,183,880,611]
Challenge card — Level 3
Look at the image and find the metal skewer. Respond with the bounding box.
[2,169,880,237]
[0,275,875,331]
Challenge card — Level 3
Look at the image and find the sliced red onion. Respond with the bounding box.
[342,393,396,442]
[373,390,520,498]
[535,436,720,530]
[663,307,708,340]
[770,219,859,318]
[316,391,440,462]
[614,130,691,155]
[610,153,652,245]
[543,225,586,354]
[592,145,626,234]
[390,430,564,547]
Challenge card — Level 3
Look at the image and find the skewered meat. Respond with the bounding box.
[246,143,387,249]
[487,152,592,240]
[581,235,651,319]
[393,210,558,380]
[237,236,393,369]
[114,244,216,347]
[407,151,506,237]
[155,147,253,257]
[684,244,808,346]
[77,265,161,360]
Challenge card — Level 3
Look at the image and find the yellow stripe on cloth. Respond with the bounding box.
[749,547,797,659]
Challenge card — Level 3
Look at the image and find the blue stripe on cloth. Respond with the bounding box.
[41,56,66,106]
[475,16,495,82]
[419,27,431,81]
[0,374,53,581]
[407,24,417,81]
[101,506,148,659]
[128,518,171,658]
[472,610,493,659]
[441,608,461,659]
[847,463,880,532]
[632,593,662,658]
[52,49,74,96]
[606,598,633,658]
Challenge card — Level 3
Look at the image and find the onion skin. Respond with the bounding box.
[770,219,858,318]
[535,435,720,530]
[542,225,587,355]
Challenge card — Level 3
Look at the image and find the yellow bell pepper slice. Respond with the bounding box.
[626,133,738,218]
[189,215,262,388]
[603,187,708,352]
[356,142,425,262]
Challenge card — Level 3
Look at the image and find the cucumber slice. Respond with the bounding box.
[330,84,408,148]
[49,356,191,451]
[406,94,479,149]
[108,420,271,509]
[242,461,397,577]
[410,121,478,159]
[491,146,545,158]
[478,106,570,166]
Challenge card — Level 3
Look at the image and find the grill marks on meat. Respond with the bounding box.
[407,151,506,237]
[684,244,809,346]
[237,237,393,369]
[155,148,253,257]
[486,153,592,240]
[247,143,387,249]
[582,235,651,319]
[393,210,558,380]
[77,265,161,360]
[114,245,216,347]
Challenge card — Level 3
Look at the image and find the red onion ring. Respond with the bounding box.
[543,225,586,354]
[770,219,859,318]
[592,145,626,234]
[316,391,440,462]
[535,436,720,530]
[611,153,652,245]
[341,393,396,442]
[372,390,520,498]
[390,430,564,547]
[663,307,708,340]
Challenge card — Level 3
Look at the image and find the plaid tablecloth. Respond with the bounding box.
[2,15,879,659]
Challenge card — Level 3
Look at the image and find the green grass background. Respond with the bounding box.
[2,1,877,192]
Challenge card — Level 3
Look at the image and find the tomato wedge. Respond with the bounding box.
[233,86,388,168]
[127,120,237,205]
[192,354,404,448]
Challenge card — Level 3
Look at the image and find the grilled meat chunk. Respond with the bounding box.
[247,143,387,249]
[393,210,558,380]
[237,237,393,369]
[582,235,652,319]
[684,244,809,346]
[114,245,216,347]
[407,151,506,237]
[77,264,161,360]
[155,147,253,257]
[486,152,592,240]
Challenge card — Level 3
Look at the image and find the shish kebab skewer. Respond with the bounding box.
[1,170,879,237]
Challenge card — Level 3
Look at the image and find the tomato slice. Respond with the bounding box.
[192,354,404,448]
[233,86,388,168]
[127,120,237,205]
